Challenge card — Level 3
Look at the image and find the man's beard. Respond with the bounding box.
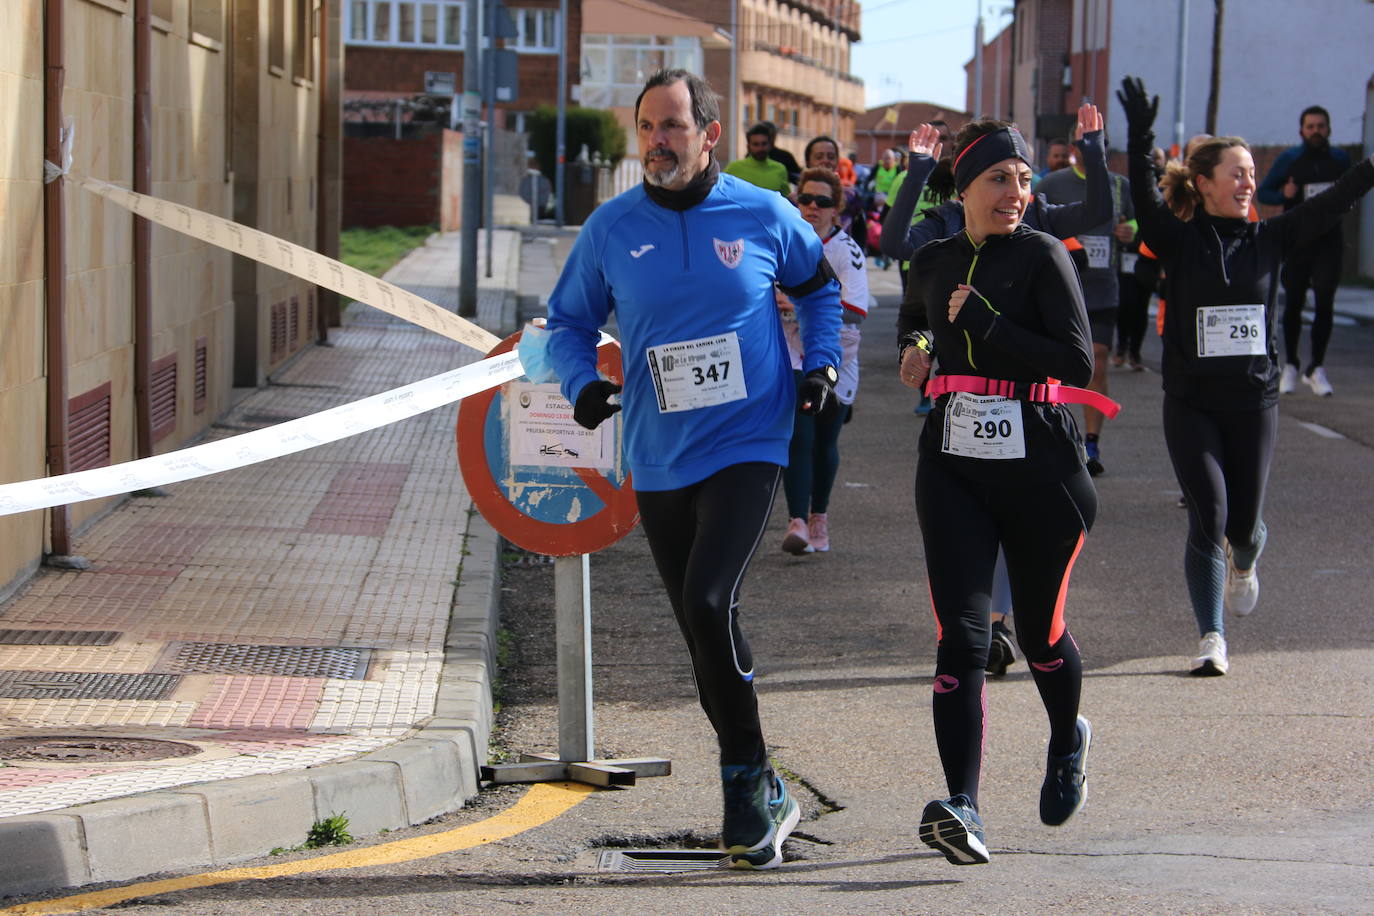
[1305,134,1330,151]
[643,148,684,187]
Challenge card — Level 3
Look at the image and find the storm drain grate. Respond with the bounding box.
[154,643,371,679]
[597,850,731,873]
[0,671,181,700]
[0,629,122,646]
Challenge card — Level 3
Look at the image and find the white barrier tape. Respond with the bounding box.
[0,352,524,517]
[72,174,501,354]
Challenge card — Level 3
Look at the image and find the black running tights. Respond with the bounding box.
[914,458,1097,806]
[1282,244,1341,369]
[636,462,780,767]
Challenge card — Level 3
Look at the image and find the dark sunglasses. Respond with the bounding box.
[796,193,835,208]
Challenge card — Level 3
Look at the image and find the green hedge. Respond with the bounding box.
[527,106,627,183]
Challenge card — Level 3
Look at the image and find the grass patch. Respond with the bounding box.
[339,225,437,300]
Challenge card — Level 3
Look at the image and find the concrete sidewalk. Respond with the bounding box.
[0,230,520,896]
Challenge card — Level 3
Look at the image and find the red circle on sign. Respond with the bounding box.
[456,329,638,556]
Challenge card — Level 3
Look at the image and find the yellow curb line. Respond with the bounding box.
[2,782,595,915]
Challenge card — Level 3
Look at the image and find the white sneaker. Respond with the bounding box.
[1303,366,1333,397]
[1279,363,1299,395]
[1190,631,1229,677]
[1224,543,1259,617]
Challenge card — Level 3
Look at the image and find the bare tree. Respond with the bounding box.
[1205,0,1225,135]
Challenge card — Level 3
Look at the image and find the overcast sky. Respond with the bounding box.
[851,0,999,113]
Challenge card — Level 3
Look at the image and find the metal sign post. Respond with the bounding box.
[456,328,669,787]
[556,553,593,762]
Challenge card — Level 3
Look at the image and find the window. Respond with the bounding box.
[270,0,286,72]
[345,0,466,47]
[293,0,313,81]
[510,7,558,52]
[190,0,223,45]
[580,34,701,108]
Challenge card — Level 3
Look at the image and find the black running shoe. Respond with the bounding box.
[919,794,990,865]
[1040,716,1091,826]
[721,765,799,870]
[1084,439,1104,477]
[986,620,1017,677]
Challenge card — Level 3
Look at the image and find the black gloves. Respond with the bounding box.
[799,366,840,419]
[573,380,622,430]
[1116,76,1159,148]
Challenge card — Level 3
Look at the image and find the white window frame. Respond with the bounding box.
[346,0,467,48]
[579,34,702,107]
[509,6,560,53]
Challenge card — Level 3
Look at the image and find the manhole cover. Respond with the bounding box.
[154,643,371,679]
[0,671,181,700]
[0,736,200,763]
[0,630,121,646]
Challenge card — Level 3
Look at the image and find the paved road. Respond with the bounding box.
[21,263,1374,915]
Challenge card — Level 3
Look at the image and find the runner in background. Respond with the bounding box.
[1036,124,1134,476]
[1258,105,1353,397]
[546,69,842,868]
[1118,76,1374,676]
[778,166,867,554]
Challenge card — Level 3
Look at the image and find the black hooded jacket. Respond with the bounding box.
[1127,148,1374,410]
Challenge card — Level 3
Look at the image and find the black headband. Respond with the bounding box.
[953,127,1033,193]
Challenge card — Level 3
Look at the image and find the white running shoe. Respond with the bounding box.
[1303,366,1333,397]
[1190,631,1229,677]
[1224,544,1259,617]
[1279,363,1299,395]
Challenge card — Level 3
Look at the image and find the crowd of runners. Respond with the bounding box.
[529,67,1374,871]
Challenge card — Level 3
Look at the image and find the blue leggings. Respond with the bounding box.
[783,400,845,519]
[1163,397,1276,637]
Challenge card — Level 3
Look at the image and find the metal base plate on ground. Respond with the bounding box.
[597,849,730,873]
[481,752,671,787]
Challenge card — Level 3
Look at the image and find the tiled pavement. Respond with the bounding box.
[0,228,521,892]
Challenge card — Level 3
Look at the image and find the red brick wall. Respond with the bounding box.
[343,0,580,113]
[342,134,444,228]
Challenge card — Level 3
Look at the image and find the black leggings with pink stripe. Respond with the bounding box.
[914,458,1097,807]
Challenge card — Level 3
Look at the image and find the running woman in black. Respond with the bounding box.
[1118,77,1374,676]
[898,120,1115,866]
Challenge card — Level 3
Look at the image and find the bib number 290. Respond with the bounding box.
[974,418,1014,439]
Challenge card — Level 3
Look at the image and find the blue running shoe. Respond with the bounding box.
[1040,715,1091,826]
[721,765,800,869]
[919,794,990,865]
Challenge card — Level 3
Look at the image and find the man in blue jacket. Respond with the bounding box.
[1259,105,1352,396]
[545,68,842,870]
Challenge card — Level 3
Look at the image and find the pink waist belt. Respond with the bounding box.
[925,374,1121,420]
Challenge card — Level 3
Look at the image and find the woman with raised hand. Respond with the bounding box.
[1116,76,1374,676]
[898,119,1117,866]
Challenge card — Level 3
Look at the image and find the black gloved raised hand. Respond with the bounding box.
[1116,76,1159,145]
[799,366,840,419]
[573,379,622,430]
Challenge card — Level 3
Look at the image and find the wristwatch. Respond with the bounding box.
[813,365,839,385]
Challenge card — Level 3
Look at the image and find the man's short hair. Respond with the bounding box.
[1300,105,1330,127]
[1048,137,1071,149]
[746,122,774,141]
[634,69,720,130]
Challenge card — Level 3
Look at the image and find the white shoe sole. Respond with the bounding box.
[919,800,990,865]
[728,800,800,870]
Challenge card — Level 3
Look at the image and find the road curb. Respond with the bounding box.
[0,503,504,898]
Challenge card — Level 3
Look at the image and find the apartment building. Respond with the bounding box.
[1,0,340,593]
